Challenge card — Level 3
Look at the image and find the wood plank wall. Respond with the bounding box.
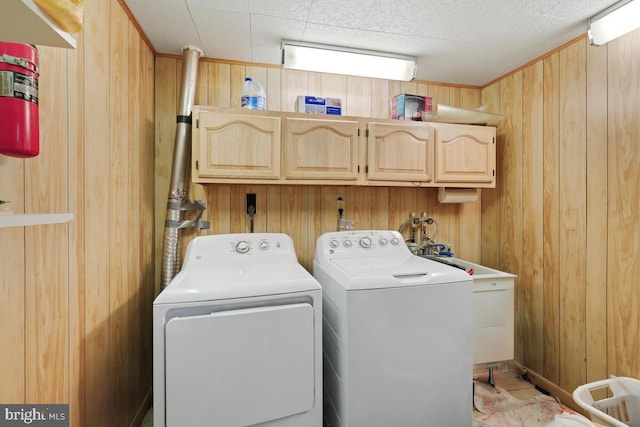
[153,59,484,282]
[0,1,155,426]
[481,28,640,395]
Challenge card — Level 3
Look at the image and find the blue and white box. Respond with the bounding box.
[295,96,342,115]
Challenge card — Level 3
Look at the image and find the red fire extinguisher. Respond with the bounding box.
[0,42,39,158]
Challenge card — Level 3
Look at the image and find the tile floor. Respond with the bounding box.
[473,365,541,404]
[142,366,553,427]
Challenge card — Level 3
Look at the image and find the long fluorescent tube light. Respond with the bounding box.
[588,0,640,45]
[282,40,416,81]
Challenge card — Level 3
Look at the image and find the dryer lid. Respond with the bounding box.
[154,261,321,304]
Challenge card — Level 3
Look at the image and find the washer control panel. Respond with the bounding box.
[316,230,409,258]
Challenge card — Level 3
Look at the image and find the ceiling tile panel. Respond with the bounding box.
[125,0,202,55]
[203,42,253,62]
[307,0,377,29]
[301,23,421,56]
[544,0,612,20]
[249,0,313,20]
[191,9,251,44]
[251,15,307,46]
[362,0,493,42]
[250,44,284,65]
[187,0,250,13]
[124,0,618,85]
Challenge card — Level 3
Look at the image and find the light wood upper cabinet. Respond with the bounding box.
[191,109,496,188]
[433,124,495,185]
[282,117,359,181]
[366,121,434,182]
[193,112,281,181]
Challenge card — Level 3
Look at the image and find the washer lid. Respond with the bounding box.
[154,261,321,305]
[326,254,472,290]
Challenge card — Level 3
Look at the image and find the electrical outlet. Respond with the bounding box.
[338,219,354,230]
[246,193,256,215]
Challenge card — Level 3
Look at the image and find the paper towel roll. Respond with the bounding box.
[438,187,479,203]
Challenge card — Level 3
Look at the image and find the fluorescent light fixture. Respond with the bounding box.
[281,40,416,81]
[588,0,640,45]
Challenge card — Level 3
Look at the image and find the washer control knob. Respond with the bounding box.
[259,241,269,250]
[343,239,352,248]
[235,240,250,254]
[329,239,339,248]
[359,237,372,248]
[390,237,400,246]
[379,237,388,246]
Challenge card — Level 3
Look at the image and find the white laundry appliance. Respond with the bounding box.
[153,233,322,427]
[313,230,473,427]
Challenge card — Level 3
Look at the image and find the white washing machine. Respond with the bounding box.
[153,233,322,427]
[313,230,473,427]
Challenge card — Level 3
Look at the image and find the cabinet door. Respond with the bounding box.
[282,117,359,181]
[434,124,495,185]
[194,113,281,180]
[366,121,434,182]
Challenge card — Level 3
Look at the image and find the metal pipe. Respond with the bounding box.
[161,45,202,289]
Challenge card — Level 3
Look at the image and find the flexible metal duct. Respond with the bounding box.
[161,46,203,288]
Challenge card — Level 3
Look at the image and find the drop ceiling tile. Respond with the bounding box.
[187,0,250,13]
[250,44,283,65]
[125,0,201,55]
[362,0,492,41]
[251,15,306,47]
[477,8,570,46]
[300,23,420,55]
[307,0,376,29]
[204,42,253,62]
[123,0,627,86]
[415,40,499,85]
[480,0,563,14]
[249,0,313,20]
[191,8,251,45]
[152,36,206,57]
[544,0,612,20]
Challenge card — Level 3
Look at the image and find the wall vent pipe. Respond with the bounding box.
[161,45,206,289]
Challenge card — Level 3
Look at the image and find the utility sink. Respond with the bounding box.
[421,255,516,365]
[421,256,514,279]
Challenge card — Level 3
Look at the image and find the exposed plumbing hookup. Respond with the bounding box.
[161,46,210,289]
[398,212,449,256]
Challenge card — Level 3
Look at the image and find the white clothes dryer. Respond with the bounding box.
[153,233,322,427]
[313,230,473,427]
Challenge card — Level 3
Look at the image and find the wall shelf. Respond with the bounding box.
[1,0,77,49]
[0,213,74,228]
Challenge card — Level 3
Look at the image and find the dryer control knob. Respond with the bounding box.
[379,238,388,246]
[259,241,269,250]
[390,237,400,246]
[343,239,352,248]
[359,237,372,248]
[235,240,250,254]
[329,239,339,248]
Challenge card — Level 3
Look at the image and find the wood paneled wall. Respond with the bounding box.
[0,1,155,426]
[481,28,640,396]
[153,59,484,279]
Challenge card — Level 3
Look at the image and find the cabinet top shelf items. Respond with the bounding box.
[1,0,77,49]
